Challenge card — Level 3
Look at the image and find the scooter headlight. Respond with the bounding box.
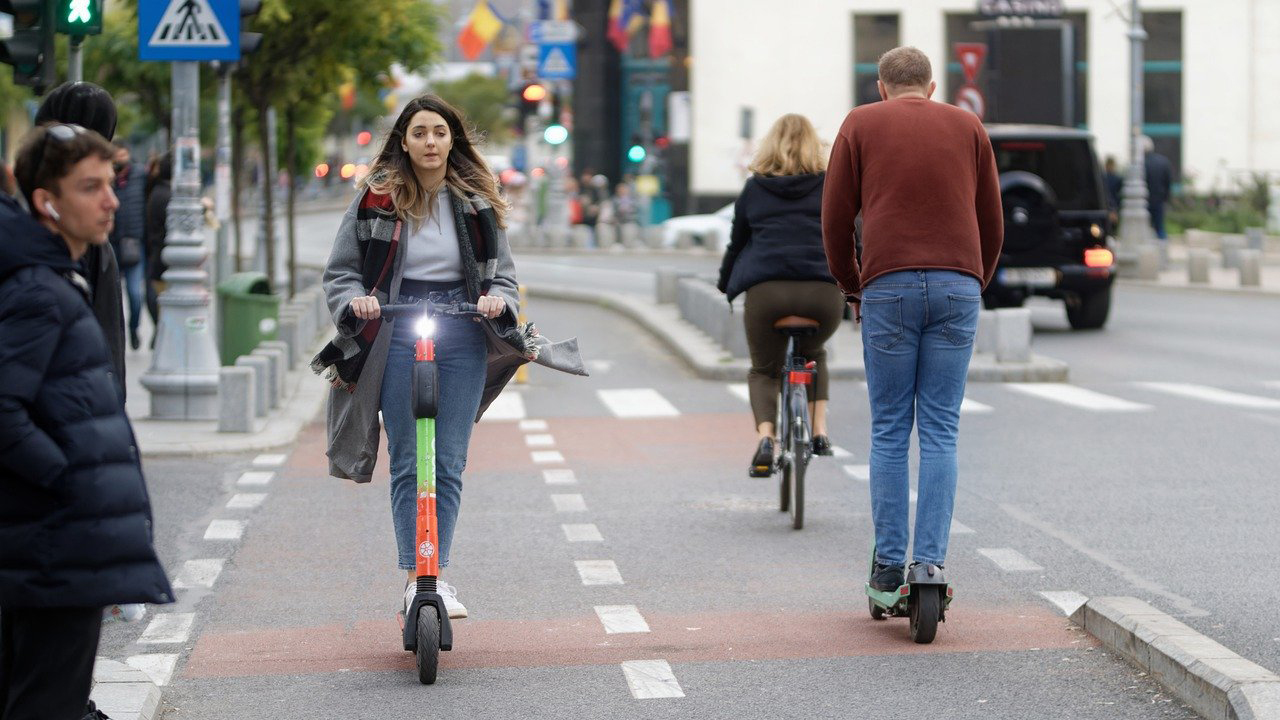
[415,316,436,339]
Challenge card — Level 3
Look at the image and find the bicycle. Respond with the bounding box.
[773,316,819,530]
[380,298,484,685]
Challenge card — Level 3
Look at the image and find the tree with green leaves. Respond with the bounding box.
[429,72,513,147]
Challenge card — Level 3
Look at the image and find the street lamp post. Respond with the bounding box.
[1117,0,1152,266]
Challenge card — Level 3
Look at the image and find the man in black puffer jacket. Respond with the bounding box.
[1,124,172,720]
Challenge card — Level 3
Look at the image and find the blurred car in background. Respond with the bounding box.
[661,202,734,251]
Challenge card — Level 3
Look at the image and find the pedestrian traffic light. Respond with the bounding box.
[543,124,568,145]
[54,0,102,36]
[627,143,646,163]
[517,82,548,127]
[238,0,262,56]
[0,0,55,91]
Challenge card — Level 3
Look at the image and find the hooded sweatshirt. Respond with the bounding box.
[717,172,836,302]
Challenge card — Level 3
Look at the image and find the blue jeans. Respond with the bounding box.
[861,270,980,568]
[123,260,146,334]
[379,287,487,571]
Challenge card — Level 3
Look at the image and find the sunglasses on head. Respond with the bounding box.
[35,123,89,171]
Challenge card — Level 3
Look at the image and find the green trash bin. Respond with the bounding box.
[217,272,280,366]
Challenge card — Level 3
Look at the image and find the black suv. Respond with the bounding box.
[986,125,1116,329]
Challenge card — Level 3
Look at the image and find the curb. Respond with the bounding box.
[1071,597,1280,720]
[1118,278,1280,299]
[90,657,161,720]
[527,283,1069,383]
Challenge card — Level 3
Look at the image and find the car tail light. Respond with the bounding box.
[1084,248,1114,268]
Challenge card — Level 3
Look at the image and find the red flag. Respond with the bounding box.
[649,0,672,58]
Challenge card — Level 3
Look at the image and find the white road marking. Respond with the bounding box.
[951,519,975,535]
[961,397,994,414]
[126,654,179,686]
[531,450,565,464]
[831,446,853,458]
[1265,381,1280,392]
[551,494,587,512]
[519,419,549,432]
[203,519,245,541]
[524,434,556,448]
[595,605,651,634]
[1134,382,1280,410]
[480,392,526,421]
[251,454,286,467]
[587,360,615,374]
[576,560,624,586]
[727,383,750,403]
[172,559,225,589]
[621,660,685,699]
[139,613,195,644]
[236,471,275,486]
[1039,590,1089,616]
[226,493,267,510]
[977,547,1043,572]
[1007,383,1151,412]
[597,388,680,418]
[843,464,870,481]
[563,523,604,542]
[543,469,577,485]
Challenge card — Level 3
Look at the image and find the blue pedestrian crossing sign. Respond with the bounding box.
[536,20,576,80]
[139,0,241,61]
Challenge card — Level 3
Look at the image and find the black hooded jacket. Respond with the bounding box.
[717,173,836,302]
[0,193,172,608]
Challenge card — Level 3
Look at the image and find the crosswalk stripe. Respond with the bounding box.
[843,464,869,481]
[961,397,994,414]
[1265,381,1280,392]
[139,613,195,644]
[172,559,225,589]
[1007,383,1151,412]
[576,560,624,585]
[597,388,680,418]
[595,605,650,634]
[951,519,975,535]
[831,445,853,458]
[203,519,245,541]
[621,660,685,699]
[236,471,274,486]
[480,392,526,422]
[226,493,266,510]
[727,384,751,403]
[978,547,1043,572]
[1134,382,1280,410]
[125,654,179,686]
[1039,590,1089,616]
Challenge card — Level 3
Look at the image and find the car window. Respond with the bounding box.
[993,139,1102,211]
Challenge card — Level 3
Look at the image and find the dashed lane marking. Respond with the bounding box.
[563,523,604,542]
[519,419,549,432]
[139,613,195,644]
[576,560,624,586]
[1039,590,1089,616]
[831,446,853,458]
[727,383,750,403]
[551,494,587,512]
[621,660,685,699]
[480,392,526,421]
[597,388,680,418]
[951,519,975,535]
[236,471,275,486]
[251,454,286,467]
[204,519,245,541]
[173,559,225,589]
[961,397,994,414]
[843,464,869,481]
[524,434,556,447]
[126,653,179,686]
[595,605,651,634]
[543,469,577,485]
[226,493,266,510]
[1134,382,1280,410]
[1006,383,1151,412]
[531,450,565,464]
[978,548,1043,572]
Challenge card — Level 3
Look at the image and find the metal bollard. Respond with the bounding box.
[515,284,529,384]
[1187,248,1211,284]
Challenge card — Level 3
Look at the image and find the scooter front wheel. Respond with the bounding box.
[909,587,942,644]
[416,606,441,684]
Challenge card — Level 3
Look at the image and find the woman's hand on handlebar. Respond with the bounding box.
[350,296,381,320]
[476,295,506,320]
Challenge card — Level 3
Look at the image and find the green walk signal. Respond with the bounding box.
[56,0,102,35]
[543,124,569,146]
[627,144,646,163]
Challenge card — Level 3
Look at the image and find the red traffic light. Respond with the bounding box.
[356,131,372,146]
[522,84,548,103]
[655,136,670,149]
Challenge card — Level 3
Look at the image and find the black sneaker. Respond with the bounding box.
[748,437,774,477]
[811,435,833,456]
[129,328,141,351]
[870,562,905,592]
[82,700,111,719]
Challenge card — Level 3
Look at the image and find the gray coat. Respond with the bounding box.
[321,188,586,483]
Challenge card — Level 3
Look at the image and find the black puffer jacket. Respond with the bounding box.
[717,173,836,301]
[0,194,172,608]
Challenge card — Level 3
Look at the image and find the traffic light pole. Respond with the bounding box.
[1117,0,1152,268]
[68,35,82,82]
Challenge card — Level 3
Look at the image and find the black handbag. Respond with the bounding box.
[117,236,143,267]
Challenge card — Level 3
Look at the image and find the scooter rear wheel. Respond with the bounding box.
[416,606,440,684]
[868,597,885,620]
[910,587,941,644]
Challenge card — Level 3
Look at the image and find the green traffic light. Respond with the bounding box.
[627,145,646,163]
[56,0,102,35]
[544,124,569,146]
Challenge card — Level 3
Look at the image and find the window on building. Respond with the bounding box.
[1143,11,1182,182]
[853,14,900,106]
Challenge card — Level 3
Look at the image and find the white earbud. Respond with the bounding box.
[43,201,61,222]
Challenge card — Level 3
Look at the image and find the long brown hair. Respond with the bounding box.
[748,113,826,177]
[364,94,507,226]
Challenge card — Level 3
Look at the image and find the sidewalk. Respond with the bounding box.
[1119,241,1280,296]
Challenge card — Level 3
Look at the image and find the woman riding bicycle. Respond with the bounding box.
[315,95,584,621]
[717,113,845,476]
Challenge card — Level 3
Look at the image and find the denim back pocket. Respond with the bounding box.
[942,294,981,347]
[863,296,904,350]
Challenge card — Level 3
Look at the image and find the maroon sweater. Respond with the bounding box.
[822,97,1003,296]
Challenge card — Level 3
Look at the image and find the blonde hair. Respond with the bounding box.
[364,94,508,227]
[878,46,932,90]
[748,114,826,177]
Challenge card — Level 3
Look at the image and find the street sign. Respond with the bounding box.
[536,19,575,80]
[954,42,987,85]
[978,0,1064,18]
[955,84,986,119]
[139,0,241,61]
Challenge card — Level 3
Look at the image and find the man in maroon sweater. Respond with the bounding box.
[822,47,1003,593]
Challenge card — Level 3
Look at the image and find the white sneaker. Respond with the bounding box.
[437,581,468,619]
[403,581,416,615]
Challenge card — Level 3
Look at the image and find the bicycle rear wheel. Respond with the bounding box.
[788,396,809,530]
[778,373,791,512]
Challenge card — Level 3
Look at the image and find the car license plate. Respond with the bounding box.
[999,268,1057,288]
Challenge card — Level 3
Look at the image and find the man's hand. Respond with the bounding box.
[848,301,861,324]
[477,295,506,320]
[350,296,380,320]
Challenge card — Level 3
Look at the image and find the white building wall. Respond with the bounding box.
[690,0,1280,199]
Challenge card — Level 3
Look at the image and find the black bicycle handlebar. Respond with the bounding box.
[379,300,482,319]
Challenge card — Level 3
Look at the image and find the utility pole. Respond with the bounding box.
[1117,0,1152,266]
[68,35,82,81]
[214,60,233,286]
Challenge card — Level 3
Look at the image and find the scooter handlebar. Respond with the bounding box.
[379,301,483,318]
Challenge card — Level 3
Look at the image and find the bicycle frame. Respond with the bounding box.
[779,336,815,454]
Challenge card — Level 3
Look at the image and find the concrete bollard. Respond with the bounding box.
[676,277,696,323]
[250,346,284,409]
[675,229,697,249]
[1187,248,1212,283]
[217,366,256,433]
[235,354,271,418]
[571,224,594,249]
[994,308,1032,364]
[619,223,642,248]
[596,223,618,249]
[256,342,290,406]
[276,312,301,368]
[656,268,697,304]
[1221,235,1247,269]
[1245,227,1266,251]
[976,309,997,354]
[725,298,749,357]
[1238,248,1262,287]
[1135,243,1161,280]
[643,225,665,249]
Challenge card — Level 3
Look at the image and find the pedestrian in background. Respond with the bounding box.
[145,153,173,344]
[822,47,1003,592]
[1143,136,1174,241]
[1,123,172,720]
[1103,155,1123,229]
[33,81,128,400]
[110,144,148,350]
[717,113,844,475]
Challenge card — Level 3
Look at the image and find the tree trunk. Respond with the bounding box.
[285,105,297,299]
[231,105,245,273]
[256,99,276,291]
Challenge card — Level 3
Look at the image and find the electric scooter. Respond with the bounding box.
[864,547,953,644]
[382,299,483,685]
